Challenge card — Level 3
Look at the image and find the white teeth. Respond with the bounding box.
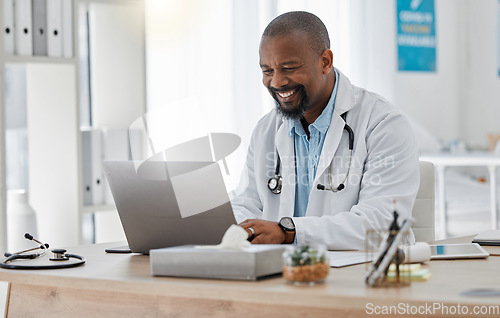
[278,90,295,98]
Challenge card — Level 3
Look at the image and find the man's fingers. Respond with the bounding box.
[239,222,255,239]
[239,219,257,226]
[250,234,264,244]
[246,226,256,240]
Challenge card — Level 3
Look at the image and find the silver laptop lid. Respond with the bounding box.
[103,160,236,254]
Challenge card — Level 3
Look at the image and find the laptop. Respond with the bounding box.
[103,160,237,254]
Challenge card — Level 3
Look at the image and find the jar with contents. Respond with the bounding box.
[282,244,329,285]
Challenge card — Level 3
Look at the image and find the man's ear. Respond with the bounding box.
[321,49,334,74]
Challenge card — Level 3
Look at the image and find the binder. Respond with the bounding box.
[3,0,15,54]
[100,129,143,205]
[14,0,33,56]
[61,0,73,57]
[46,0,62,57]
[103,129,130,161]
[82,128,104,206]
[128,129,144,161]
[102,129,130,205]
[32,0,47,56]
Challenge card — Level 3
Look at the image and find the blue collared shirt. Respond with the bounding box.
[288,70,339,217]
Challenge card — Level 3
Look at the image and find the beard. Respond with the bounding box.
[270,84,310,120]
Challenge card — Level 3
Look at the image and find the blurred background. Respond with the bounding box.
[1,0,499,251]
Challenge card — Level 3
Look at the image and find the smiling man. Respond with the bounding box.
[231,11,420,250]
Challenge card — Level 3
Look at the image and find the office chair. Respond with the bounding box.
[495,140,500,155]
[412,161,435,242]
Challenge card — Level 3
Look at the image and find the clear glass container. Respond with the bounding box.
[366,229,412,287]
[282,244,329,285]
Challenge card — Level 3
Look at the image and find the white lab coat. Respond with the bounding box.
[231,70,420,250]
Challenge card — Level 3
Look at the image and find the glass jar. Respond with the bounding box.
[282,244,329,285]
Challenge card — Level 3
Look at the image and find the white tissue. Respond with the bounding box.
[197,224,251,250]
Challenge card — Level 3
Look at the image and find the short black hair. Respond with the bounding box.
[262,11,330,55]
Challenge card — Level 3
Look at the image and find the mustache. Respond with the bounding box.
[268,85,303,95]
[271,84,310,120]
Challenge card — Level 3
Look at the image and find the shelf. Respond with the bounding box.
[2,55,77,65]
[1,0,146,249]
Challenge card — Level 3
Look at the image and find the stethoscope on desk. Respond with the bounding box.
[0,233,85,270]
[268,112,354,194]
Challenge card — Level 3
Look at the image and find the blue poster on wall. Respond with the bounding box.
[397,0,436,72]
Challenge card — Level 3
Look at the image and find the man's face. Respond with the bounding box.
[259,30,328,120]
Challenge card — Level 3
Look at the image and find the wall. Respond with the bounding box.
[89,2,146,129]
[86,1,147,244]
[144,0,244,189]
[144,0,500,170]
[26,64,80,247]
[347,0,500,150]
[461,0,500,148]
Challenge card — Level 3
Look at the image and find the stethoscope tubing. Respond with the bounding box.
[0,254,86,270]
[268,112,354,194]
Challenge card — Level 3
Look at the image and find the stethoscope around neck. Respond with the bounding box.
[267,112,354,194]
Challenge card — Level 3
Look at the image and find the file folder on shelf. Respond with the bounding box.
[82,128,104,206]
[62,0,73,57]
[101,129,144,205]
[102,129,129,205]
[47,0,63,57]
[3,0,15,54]
[32,0,47,56]
[14,0,33,56]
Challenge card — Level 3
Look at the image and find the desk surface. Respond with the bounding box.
[1,241,500,317]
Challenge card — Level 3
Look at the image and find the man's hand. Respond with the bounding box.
[239,219,285,244]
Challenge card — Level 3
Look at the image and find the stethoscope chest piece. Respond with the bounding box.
[50,249,70,261]
[268,175,282,194]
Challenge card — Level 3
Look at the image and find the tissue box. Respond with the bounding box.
[150,245,286,280]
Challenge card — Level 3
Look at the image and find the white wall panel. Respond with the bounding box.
[26,64,79,247]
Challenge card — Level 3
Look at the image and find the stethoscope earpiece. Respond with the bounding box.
[317,182,346,192]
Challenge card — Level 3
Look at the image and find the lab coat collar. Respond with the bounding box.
[332,68,356,115]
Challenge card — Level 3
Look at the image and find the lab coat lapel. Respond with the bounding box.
[275,119,295,218]
[314,114,344,186]
[313,70,355,186]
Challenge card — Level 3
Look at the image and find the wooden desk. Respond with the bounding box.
[1,242,500,317]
